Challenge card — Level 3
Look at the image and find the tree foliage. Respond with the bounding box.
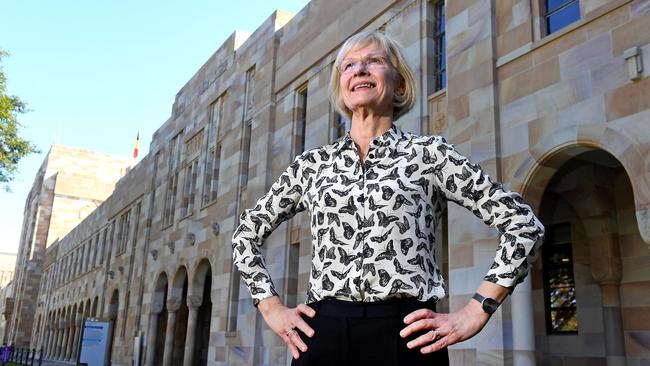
[0,50,38,190]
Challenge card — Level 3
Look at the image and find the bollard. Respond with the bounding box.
[38,348,43,366]
[30,348,36,366]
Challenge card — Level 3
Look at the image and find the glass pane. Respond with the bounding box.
[547,247,572,266]
[548,267,575,288]
[551,309,578,332]
[547,1,580,34]
[549,285,576,308]
[547,0,573,13]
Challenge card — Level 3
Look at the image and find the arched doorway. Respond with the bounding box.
[529,146,647,365]
[192,260,212,366]
[107,290,120,364]
[161,267,188,366]
[147,272,168,366]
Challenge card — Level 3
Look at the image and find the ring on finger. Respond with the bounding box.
[432,329,440,341]
[285,327,297,337]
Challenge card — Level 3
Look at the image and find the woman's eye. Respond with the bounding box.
[368,57,382,65]
[342,62,354,70]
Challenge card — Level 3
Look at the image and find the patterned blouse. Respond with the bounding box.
[232,125,544,306]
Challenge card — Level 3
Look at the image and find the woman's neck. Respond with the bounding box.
[349,111,393,163]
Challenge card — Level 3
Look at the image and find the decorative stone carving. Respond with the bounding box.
[150,249,158,260]
[211,221,220,237]
[167,241,175,254]
[107,271,115,280]
[118,266,124,274]
[186,233,196,246]
[623,46,643,81]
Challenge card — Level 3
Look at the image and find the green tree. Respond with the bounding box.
[0,49,38,191]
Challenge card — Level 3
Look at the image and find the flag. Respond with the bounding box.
[133,131,140,159]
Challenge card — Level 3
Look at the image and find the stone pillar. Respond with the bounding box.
[59,322,68,360]
[65,323,74,361]
[590,225,626,366]
[144,302,163,366]
[52,325,60,359]
[162,299,180,366]
[182,296,202,366]
[511,277,536,366]
[44,327,52,358]
[71,315,82,361]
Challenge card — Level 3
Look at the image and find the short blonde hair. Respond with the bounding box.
[329,31,416,121]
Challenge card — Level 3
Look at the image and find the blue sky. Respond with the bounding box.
[0,0,309,254]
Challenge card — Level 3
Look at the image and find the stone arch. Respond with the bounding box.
[107,289,120,364]
[515,129,649,246]
[519,144,646,365]
[165,266,189,366]
[189,258,213,366]
[145,271,169,366]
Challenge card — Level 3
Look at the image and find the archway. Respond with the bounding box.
[107,290,120,364]
[191,259,212,366]
[146,272,168,366]
[528,146,647,365]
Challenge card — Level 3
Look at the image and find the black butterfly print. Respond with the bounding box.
[375,240,397,261]
[380,168,400,182]
[364,279,382,294]
[339,197,357,215]
[317,184,333,200]
[264,198,276,216]
[394,258,415,275]
[460,180,484,202]
[377,211,400,227]
[405,164,419,178]
[316,212,325,225]
[436,142,453,157]
[322,274,335,291]
[248,256,265,268]
[233,224,251,239]
[329,228,348,246]
[410,177,430,195]
[500,247,512,265]
[280,174,292,188]
[335,278,352,296]
[411,274,426,288]
[316,228,329,246]
[353,229,372,250]
[422,147,437,164]
[512,243,527,260]
[388,148,409,160]
[287,184,303,195]
[324,192,336,207]
[323,261,333,269]
[481,199,499,214]
[317,163,333,178]
[343,155,355,167]
[396,179,417,192]
[342,222,355,240]
[404,148,418,162]
[327,212,341,226]
[371,228,394,243]
[445,175,458,193]
[332,187,353,197]
[272,186,285,196]
[407,254,426,272]
[318,150,331,161]
[362,242,374,259]
[337,247,359,266]
[388,279,413,295]
[396,216,410,234]
[400,238,414,255]
[382,186,395,200]
[355,213,375,229]
[406,205,423,219]
[253,272,270,282]
[365,169,379,180]
[362,263,376,276]
[454,166,473,181]
[519,227,542,241]
[239,270,254,280]
[250,284,266,295]
[339,174,358,187]
[447,154,465,167]
[393,194,413,210]
[378,269,391,286]
[331,267,352,281]
[368,196,386,211]
[378,160,399,170]
[367,183,380,193]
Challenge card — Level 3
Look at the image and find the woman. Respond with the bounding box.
[232,31,544,365]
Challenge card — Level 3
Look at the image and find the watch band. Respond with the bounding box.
[472,292,500,314]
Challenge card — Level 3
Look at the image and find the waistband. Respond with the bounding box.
[306,297,437,318]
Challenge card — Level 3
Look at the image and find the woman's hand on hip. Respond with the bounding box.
[258,295,317,359]
[399,300,490,354]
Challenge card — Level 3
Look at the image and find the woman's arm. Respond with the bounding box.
[400,136,544,353]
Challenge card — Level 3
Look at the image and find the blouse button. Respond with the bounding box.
[368,153,374,159]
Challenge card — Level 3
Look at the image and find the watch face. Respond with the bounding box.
[483,298,499,314]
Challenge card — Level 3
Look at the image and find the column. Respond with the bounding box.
[182,296,201,366]
[71,315,82,361]
[51,324,60,359]
[144,302,163,366]
[162,299,180,366]
[58,322,67,360]
[66,322,75,361]
[600,282,627,366]
[511,277,536,366]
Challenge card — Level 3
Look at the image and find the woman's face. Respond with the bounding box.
[339,43,402,117]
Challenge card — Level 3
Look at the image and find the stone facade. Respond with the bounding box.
[6,145,132,347]
[11,0,650,365]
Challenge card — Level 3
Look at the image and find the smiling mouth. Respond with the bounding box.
[352,82,376,91]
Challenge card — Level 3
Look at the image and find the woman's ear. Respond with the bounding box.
[394,74,406,97]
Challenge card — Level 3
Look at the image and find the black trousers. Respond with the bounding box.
[291,297,449,366]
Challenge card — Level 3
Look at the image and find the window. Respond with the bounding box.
[243,67,256,122]
[542,223,578,334]
[543,0,580,35]
[116,210,132,254]
[294,87,308,153]
[332,113,351,141]
[203,96,224,205]
[163,132,183,227]
[181,159,199,217]
[432,0,446,92]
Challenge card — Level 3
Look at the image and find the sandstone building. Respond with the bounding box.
[9,0,650,365]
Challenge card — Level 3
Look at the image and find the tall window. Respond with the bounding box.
[116,209,132,254]
[544,0,580,35]
[243,66,256,122]
[181,159,199,217]
[432,0,446,92]
[163,132,183,227]
[240,66,256,189]
[332,113,350,142]
[203,96,224,205]
[543,223,578,334]
[294,87,308,153]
